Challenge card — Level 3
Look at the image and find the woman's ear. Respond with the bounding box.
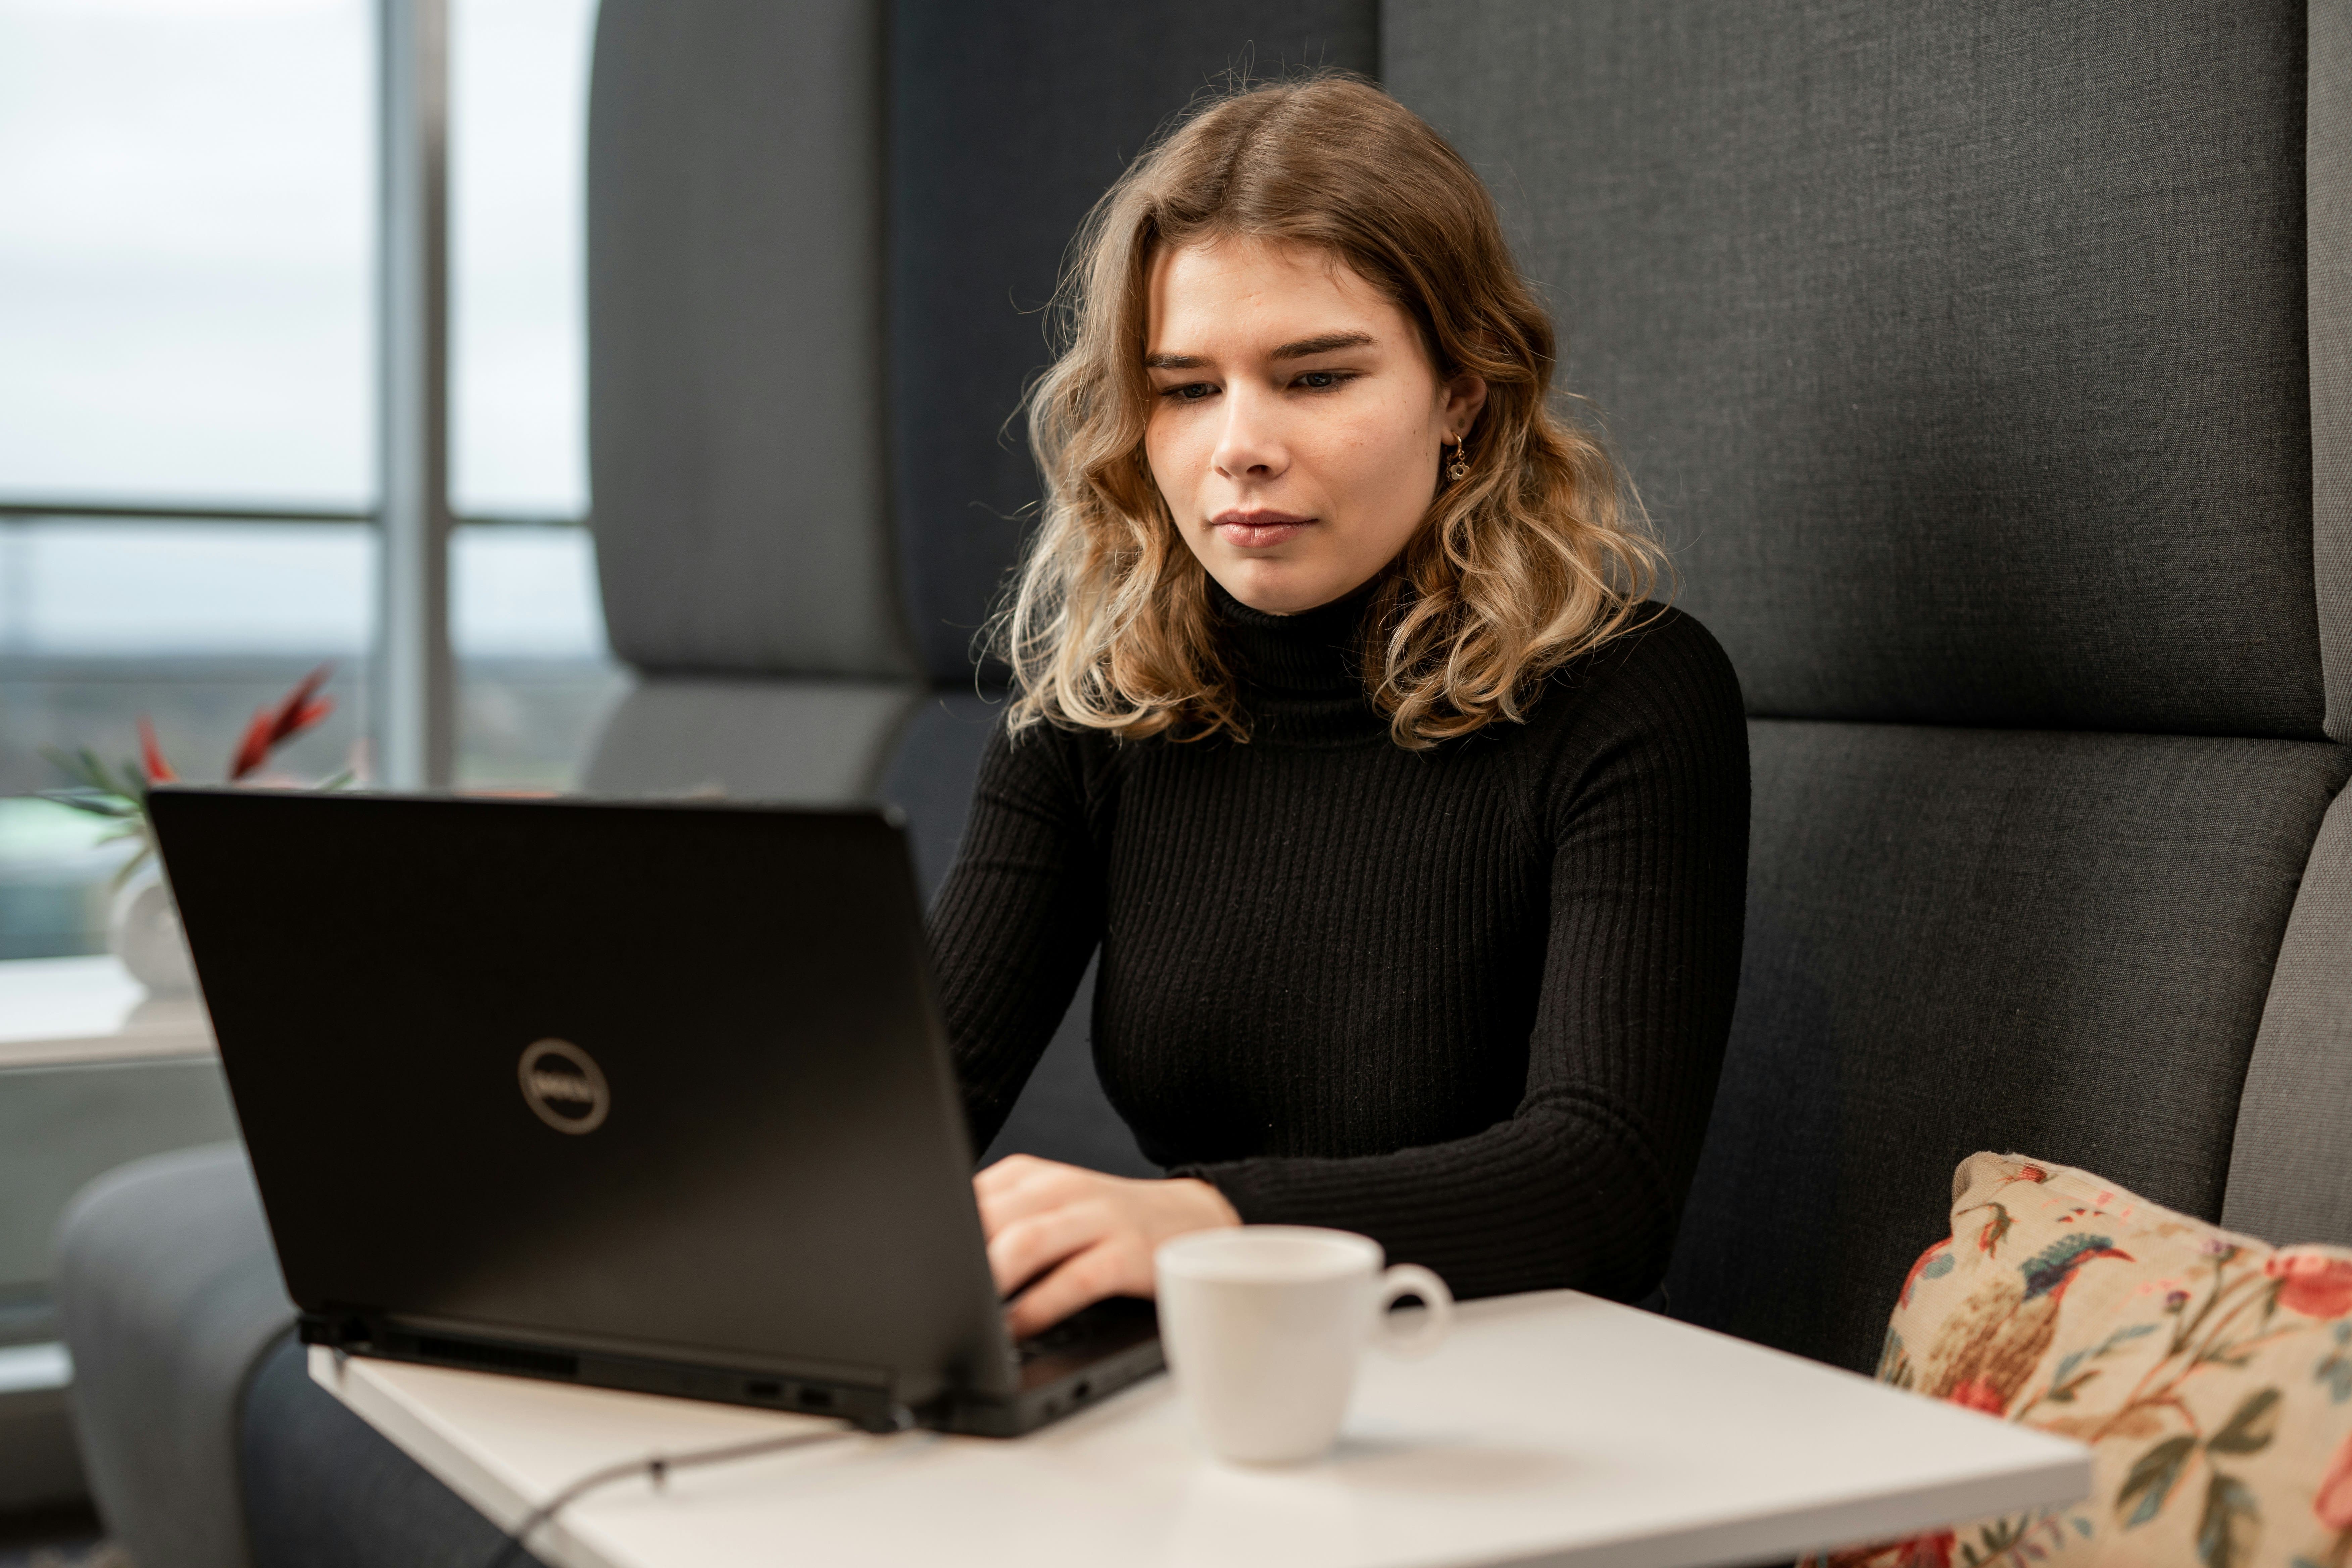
[1443,371,1489,438]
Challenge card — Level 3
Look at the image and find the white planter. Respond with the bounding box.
[109,876,197,996]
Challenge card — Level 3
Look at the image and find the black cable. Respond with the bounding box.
[480,1421,875,1568]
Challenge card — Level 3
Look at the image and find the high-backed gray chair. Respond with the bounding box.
[1387,0,2350,1374]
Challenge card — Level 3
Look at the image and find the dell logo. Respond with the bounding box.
[518,1039,609,1134]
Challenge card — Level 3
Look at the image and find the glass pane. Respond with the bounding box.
[0,798,128,959]
[451,0,596,519]
[0,0,372,507]
[453,524,624,790]
[0,518,375,957]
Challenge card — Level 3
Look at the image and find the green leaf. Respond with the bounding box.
[37,790,133,819]
[108,842,154,890]
[2118,1435,2197,1528]
[2047,1323,2158,1406]
[2196,1472,2258,1568]
[41,747,107,794]
[77,748,122,796]
[2046,1368,2100,1403]
[2207,1387,2281,1455]
[2320,1350,2352,1405]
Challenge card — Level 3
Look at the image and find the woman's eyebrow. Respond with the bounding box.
[1142,331,1377,371]
[1270,331,1375,360]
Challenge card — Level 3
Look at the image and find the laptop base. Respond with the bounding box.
[303,1295,1165,1438]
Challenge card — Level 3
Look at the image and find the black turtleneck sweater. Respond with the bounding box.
[928,584,1749,1302]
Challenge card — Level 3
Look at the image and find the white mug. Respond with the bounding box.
[1154,1226,1454,1465]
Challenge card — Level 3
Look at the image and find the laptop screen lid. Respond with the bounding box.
[148,787,1012,1414]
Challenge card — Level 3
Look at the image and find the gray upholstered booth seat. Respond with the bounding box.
[581,678,921,801]
[54,1144,294,1568]
[239,1335,548,1568]
[1390,0,2351,1373]
[1666,723,2352,1372]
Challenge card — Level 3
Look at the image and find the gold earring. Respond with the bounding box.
[1447,437,1470,482]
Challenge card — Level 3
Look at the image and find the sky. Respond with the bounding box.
[0,0,605,659]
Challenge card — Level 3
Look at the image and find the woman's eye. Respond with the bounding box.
[1162,382,1215,402]
[1293,370,1349,390]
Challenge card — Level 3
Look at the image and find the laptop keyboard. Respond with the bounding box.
[1009,1295,1159,1368]
[1014,1315,1100,1364]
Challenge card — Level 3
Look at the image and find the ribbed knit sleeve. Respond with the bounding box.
[1175,620,1749,1301]
[928,722,1104,1154]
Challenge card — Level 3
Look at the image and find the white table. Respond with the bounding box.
[0,954,212,1070]
[314,1289,2087,1568]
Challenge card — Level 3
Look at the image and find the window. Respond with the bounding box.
[450,0,620,789]
[0,0,373,505]
[0,0,621,958]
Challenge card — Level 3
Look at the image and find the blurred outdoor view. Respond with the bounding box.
[0,0,624,958]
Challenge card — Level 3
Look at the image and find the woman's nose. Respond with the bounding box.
[1210,390,1287,481]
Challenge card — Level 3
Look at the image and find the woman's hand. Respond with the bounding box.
[975,1155,1240,1339]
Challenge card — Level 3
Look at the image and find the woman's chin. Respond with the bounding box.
[1211,561,1361,617]
[1214,552,1373,621]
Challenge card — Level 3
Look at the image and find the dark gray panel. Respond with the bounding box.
[588,0,910,678]
[2225,780,2352,1246]
[1664,721,2347,1372]
[2317,0,2351,741]
[887,0,1380,682]
[1386,0,2321,737]
[580,677,920,802]
[876,690,1007,902]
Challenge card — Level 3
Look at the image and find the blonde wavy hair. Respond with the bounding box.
[994,72,1665,748]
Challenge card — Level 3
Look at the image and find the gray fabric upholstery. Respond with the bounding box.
[876,694,1154,1176]
[0,1057,236,1305]
[2233,0,2352,1248]
[1385,0,2323,739]
[1663,722,2349,1374]
[2225,780,2352,1245]
[887,0,1379,680]
[241,1335,547,1568]
[875,691,1006,899]
[2318,0,2352,744]
[580,677,919,801]
[587,0,909,678]
[55,1143,296,1568]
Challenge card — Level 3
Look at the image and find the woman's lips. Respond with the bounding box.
[1212,511,1312,548]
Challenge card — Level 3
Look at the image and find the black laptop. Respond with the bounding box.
[147,787,1161,1436]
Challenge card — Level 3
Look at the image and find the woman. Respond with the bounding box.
[932,74,1749,1339]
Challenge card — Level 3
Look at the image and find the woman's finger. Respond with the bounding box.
[972,1153,1055,1199]
[986,1198,1114,1298]
[974,1159,1091,1237]
[1004,1241,1134,1341]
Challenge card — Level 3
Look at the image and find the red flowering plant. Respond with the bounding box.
[41,664,349,886]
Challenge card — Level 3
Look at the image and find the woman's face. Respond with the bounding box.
[1143,236,1486,615]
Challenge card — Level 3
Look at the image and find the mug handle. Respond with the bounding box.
[1372,1264,1454,1359]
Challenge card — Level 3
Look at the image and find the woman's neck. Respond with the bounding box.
[1208,576,1389,742]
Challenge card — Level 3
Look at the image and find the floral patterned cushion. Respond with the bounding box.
[1809,1153,2352,1568]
